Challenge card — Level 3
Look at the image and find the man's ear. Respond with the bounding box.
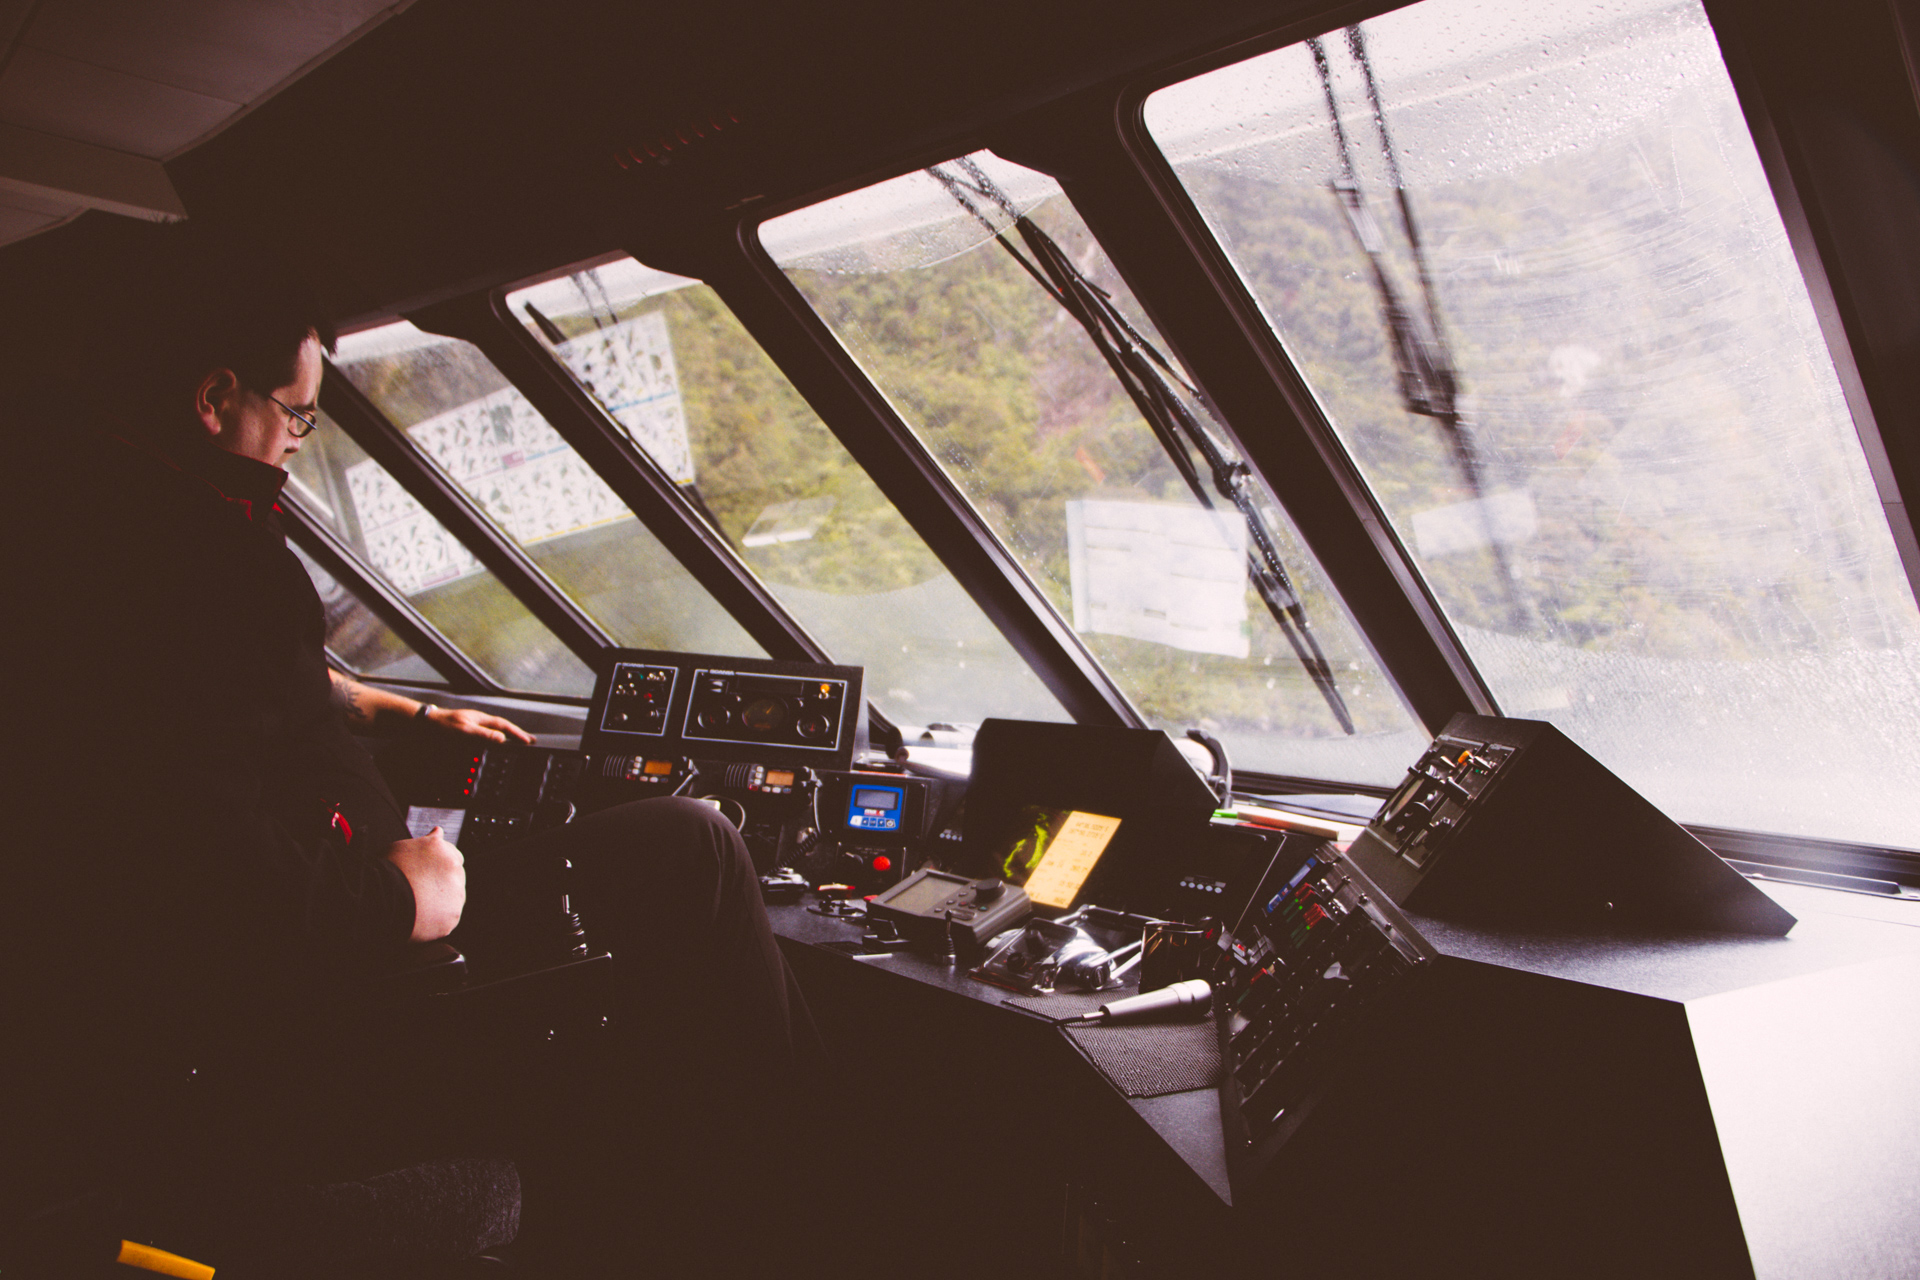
[194,368,241,439]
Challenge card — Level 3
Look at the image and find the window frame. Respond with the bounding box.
[1098,0,1920,869]
[679,213,1149,729]
[318,345,615,687]
[280,498,496,692]
[428,281,835,666]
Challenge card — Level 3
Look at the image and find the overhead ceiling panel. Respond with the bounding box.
[0,193,65,239]
[0,0,413,249]
[0,46,234,157]
[22,0,397,105]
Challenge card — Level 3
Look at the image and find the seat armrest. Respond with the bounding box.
[374,940,468,999]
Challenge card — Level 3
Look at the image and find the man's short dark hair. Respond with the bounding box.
[1,217,337,440]
[127,223,340,428]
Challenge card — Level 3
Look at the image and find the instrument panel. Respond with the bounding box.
[584,649,866,772]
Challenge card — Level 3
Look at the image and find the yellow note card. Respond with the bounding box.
[1024,811,1122,909]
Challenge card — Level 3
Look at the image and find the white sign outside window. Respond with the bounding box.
[551,311,696,484]
[1066,499,1251,658]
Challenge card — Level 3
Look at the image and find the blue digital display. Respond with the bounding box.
[845,783,906,832]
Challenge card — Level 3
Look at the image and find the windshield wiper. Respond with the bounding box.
[927,157,1357,735]
[1310,26,1534,633]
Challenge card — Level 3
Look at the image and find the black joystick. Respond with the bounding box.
[550,857,590,962]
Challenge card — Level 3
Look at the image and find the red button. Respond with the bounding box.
[872,855,892,872]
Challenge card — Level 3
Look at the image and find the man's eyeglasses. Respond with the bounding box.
[267,393,320,439]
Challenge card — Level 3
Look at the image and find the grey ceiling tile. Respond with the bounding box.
[0,199,71,244]
[25,0,399,102]
[0,181,84,216]
[0,46,234,157]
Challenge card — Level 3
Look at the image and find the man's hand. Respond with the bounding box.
[420,705,535,745]
[386,827,466,942]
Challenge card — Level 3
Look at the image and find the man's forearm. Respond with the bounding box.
[328,669,425,732]
[327,669,535,743]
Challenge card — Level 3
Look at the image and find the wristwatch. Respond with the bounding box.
[415,703,438,722]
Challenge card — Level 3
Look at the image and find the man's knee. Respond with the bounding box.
[570,796,754,896]
[635,796,748,864]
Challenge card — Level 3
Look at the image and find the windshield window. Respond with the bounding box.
[285,541,444,683]
[506,258,1066,729]
[1143,0,1920,845]
[763,154,1423,783]
[331,320,764,662]
[284,411,594,694]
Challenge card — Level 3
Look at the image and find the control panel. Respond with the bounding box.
[1367,734,1517,871]
[791,770,937,892]
[683,668,849,755]
[396,741,584,853]
[867,868,1032,947]
[844,781,906,833]
[597,662,678,737]
[583,649,865,773]
[1219,846,1433,1176]
[1346,714,1795,934]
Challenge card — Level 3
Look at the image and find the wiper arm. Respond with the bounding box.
[927,159,1357,734]
[1311,29,1534,632]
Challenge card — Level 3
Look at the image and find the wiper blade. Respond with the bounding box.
[1311,28,1534,632]
[927,159,1358,734]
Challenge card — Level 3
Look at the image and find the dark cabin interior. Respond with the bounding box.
[4,0,1920,1275]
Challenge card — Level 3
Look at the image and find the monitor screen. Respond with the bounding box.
[984,806,1123,910]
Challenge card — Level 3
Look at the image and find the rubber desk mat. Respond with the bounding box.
[1003,991,1222,1099]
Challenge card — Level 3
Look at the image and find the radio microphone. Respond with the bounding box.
[1066,978,1212,1024]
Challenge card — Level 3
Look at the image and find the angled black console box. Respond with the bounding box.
[1231,906,1920,1279]
[954,719,1219,913]
[1347,714,1794,936]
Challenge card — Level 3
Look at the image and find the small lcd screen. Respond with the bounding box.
[853,788,900,811]
[765,769,795,787]
[883,872,966,915]
[642,759,674,776]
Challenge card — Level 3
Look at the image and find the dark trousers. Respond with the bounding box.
[477,795,820,1075]
[122,798,822,1276]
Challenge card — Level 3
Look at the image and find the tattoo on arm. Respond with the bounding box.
[328,669,371,726]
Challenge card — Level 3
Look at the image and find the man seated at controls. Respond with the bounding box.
[2,225,819,1277]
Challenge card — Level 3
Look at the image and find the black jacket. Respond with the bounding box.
[5,428,416,1073]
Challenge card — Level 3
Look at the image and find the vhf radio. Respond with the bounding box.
[798,769,937,891]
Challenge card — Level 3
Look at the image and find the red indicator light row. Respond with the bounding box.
[614,112,744,169]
